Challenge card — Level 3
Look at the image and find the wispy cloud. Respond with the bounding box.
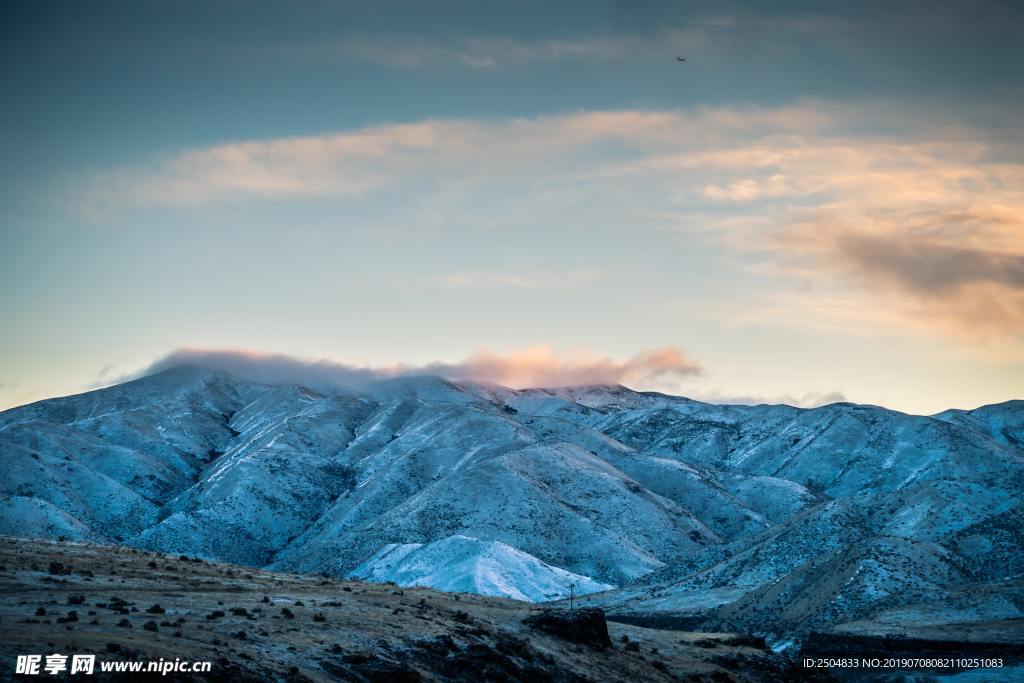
[653,134,1024,344]
[83,102,1024,346]
[83,105,829,207]
[139,346,702,392]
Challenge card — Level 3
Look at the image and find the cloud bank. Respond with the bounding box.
[143,346,702,392]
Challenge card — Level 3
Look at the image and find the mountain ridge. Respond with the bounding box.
[2,364,1021,646]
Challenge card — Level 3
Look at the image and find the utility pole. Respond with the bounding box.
[569,582,575,614]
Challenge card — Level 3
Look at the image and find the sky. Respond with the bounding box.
[1,0,1022,415]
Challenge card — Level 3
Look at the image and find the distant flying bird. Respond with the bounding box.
[676,56,686,61]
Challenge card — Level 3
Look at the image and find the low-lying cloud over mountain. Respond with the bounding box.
[139,346,703,393]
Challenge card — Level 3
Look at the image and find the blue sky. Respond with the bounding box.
[1,0,1022,413]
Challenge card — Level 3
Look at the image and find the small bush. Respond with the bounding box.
[143,621,158,632]
[206,610,225,620]
[146,604,165,614]
[281,607,295,620]
[313,612,326,622]
[68,595,85,605]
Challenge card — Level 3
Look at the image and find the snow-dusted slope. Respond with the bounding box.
[1,365,1021,638]
[350,534,614,602]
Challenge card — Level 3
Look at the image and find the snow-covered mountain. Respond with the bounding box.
[1,365,1021,644]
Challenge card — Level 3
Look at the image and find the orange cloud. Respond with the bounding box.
[765,203,1024,341]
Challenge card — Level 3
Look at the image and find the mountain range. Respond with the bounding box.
[2,365,1021,647]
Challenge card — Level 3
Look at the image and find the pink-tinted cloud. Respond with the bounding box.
[141,345,702,392]
[419,346,701,388]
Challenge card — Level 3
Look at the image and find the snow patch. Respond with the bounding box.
[350,535,614,603]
